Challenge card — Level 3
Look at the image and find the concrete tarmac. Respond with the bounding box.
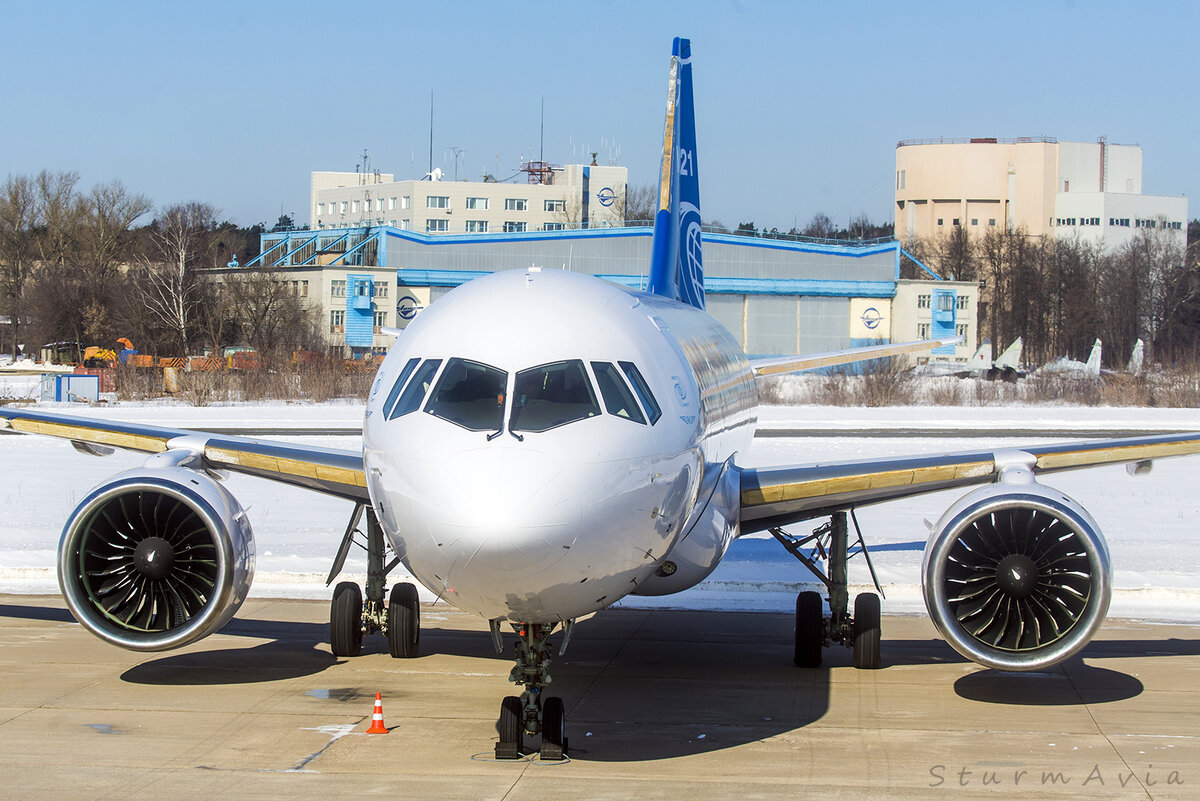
[0,594,1196,800]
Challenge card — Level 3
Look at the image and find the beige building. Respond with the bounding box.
[892,279,981,364]
[310,163,629,234]
[894,138,1187,250]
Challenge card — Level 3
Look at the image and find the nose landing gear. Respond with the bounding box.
[494,620,572,761]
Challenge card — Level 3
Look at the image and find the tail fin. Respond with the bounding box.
[994,337,1023,371]
[1085,339,1102,377]
[1127,338,1144,374]
[648,37,705,310]
[966,340,993,370]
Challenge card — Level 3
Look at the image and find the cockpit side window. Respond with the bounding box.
[382,357,420,419]
[619,361,662,425]
[424,357,507,432]
[590,361,646,424]
[510,359,601,433]
[390,358,442,419]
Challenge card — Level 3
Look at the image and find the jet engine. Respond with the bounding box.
[922,476,1111,671]
[57,466,255,651]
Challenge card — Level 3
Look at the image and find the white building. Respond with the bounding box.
[310,163,629,234]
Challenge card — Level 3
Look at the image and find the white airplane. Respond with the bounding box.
[4,39,1200,761]
[915,337,1023,380]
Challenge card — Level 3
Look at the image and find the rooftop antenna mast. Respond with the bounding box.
[428,90,434,177]
[540,96,544,163]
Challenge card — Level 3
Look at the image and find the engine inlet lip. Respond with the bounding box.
[58,474,238,652]
[922,487,1112,671]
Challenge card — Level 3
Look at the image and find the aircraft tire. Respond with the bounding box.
[540,696,566,761]
[853,592,882,670]
[496,696,524,759]
[330,581,363,657]
[387,582,420,659]
[794,590,823,668]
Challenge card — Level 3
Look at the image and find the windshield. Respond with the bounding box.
[424,357,507,432]
[510,359,601,433]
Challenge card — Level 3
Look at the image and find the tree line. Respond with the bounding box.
[0,171,317,362]
[903,222,1200,368]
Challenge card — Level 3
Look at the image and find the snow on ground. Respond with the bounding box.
[2,396,1199,624]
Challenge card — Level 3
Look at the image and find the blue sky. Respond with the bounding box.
[3,0,1195,231]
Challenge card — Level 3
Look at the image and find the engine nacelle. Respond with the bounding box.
[58,466,255,651]
[922,479,1111,671]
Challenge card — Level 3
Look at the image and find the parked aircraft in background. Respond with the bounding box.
[1039,338,1103,379]
[4,39,1200,761]
[915,337,1023,381]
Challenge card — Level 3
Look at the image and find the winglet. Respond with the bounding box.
[648,37,705,310]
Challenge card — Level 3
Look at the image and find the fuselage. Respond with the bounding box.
[362,268,757,623]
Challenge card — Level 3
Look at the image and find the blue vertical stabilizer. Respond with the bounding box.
[648,37,704,310]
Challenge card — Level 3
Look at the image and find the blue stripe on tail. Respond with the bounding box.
[648,37,705,310]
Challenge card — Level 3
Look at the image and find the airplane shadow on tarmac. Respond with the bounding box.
[0,602,1181,761]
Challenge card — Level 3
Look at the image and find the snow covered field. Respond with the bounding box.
[3,383,1199,624]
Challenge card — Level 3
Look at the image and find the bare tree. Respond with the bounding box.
[138,202,218,354]
[802,212,835,239]
[624,184,658,223]
[224,269,319,360]
[0,175,38,358]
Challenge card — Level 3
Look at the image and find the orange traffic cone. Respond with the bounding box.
[366,691,388,734]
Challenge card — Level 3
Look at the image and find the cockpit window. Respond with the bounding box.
[590,361,646,424]
[619,361,661,425]
[382,357,420,419]
[510,359,601,433]
[424,357,507,432]
[390,358,442,419]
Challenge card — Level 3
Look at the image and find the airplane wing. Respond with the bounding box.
[0,407,368,501]
[751,336,964,377]
[739,431,1200,532]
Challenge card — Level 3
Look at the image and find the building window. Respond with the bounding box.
[330,310,345,334]
[504,198,527,211]
[339,201,347,214]
[401,196,410,209]
[937,218,943,226]
[503,221,527,233]
[332,280,346,298]
[351,200,360,214]
[917,294,930,309]
[544,199,565,212]
[937,295,954,312]
[989,218,996,226]
[427,196,449,209]
[956,324,968,337]
[373,311,387,332]
[952,218,960,226]
[388,197,396,211]
[465,220,488,232]
[918,323,930,338]
[465,197,488,210]
[426,219,448,232]
[542,222,565,231]
[375,281,388,299]
[956,295,968,310]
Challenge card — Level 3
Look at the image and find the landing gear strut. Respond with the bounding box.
[326,503,420,659]
[494,620,573,761]
[771,509,882,670]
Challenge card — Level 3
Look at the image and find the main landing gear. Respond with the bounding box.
[771,510,882,670]
[327,503,420,659]
[493,620,574,761]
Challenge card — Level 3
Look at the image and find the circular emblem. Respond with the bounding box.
[860,307,883,330]
[596,187,617,207]
[397,296,420,320]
